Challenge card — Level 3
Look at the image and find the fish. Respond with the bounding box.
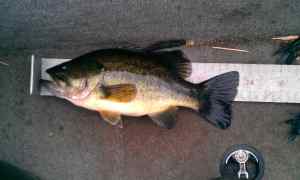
[40,40,239,129]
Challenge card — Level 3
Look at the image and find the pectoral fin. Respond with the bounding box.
[98,110,122,126]
[100,84,137,103]
[148,107,178,129]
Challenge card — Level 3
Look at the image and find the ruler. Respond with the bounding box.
[30,55,300,103]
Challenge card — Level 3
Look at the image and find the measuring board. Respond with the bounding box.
[30,55,300,103]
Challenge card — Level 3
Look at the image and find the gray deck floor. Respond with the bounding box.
[1,1,300,180]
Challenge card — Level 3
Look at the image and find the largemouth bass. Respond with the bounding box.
[40,40,239,129]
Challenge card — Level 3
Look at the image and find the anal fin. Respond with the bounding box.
[148,107,178,129]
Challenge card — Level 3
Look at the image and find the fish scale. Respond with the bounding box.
[86,70,198,116]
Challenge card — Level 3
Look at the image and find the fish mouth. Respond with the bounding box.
[39,79,93,100]
[39,79,66,98]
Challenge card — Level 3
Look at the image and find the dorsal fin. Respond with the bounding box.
[144,39,187,52]
[153,50,192,79]
[142,40,192,79]
[67,40,192,80]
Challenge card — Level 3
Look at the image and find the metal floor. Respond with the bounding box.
[1,1,300,180]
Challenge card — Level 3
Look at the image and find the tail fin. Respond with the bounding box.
[195,71,239,129]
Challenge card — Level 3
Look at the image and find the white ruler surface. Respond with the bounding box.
[187,63,300,103]
[30,57,300,103]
